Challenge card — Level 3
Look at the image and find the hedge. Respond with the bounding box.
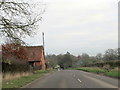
[2,62,30,73]
[83,60,120,68]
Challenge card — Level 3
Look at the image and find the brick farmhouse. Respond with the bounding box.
[2,44,46,70]
[22,46,46,70]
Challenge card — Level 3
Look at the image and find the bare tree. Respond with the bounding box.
[103,49,118,60]
[96,53,102,60]
[81,53,89,60]
[0,0,44,44]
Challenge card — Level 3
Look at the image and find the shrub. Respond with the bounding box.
[2,61,30,73]
[83,60,120,69]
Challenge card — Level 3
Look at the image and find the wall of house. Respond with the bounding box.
[23,46,46,70]
[41,49,46,70]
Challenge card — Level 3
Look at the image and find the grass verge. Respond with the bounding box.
[104,70,120,77]
[77,67,107,73]
[76,67,120,78]
[2,70,52,88]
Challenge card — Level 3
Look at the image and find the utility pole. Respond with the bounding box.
[42,32,45,48]
[42,32,46,70]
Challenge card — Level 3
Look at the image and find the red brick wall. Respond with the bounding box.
[41,49,46,70]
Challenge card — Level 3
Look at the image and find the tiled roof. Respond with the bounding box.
[21,46,44,61]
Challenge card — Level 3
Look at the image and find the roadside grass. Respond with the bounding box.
[77,67,107,73]
[76,67,120,78]
[104,70,120,77]
[2,70,52,88]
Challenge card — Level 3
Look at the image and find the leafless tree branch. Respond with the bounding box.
[0,0,45,44]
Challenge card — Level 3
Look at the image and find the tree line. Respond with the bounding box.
[45,48,119,69]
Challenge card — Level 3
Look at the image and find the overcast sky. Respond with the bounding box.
[1,0,118,56]
[24,0,119,56]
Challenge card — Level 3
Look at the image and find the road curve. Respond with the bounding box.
[23,70,119,88]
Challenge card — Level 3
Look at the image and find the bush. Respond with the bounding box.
[83,60,120,69]
[2,61,30,73]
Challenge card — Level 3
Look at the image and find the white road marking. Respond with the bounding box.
[77,79,82,83]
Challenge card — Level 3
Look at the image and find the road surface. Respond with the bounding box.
[23,70,119,88]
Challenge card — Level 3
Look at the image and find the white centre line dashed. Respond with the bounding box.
[72,74,82,83]
[77,79,82,83]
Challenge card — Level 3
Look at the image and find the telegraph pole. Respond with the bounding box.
[42,32,45,48]
[42,32,46,70]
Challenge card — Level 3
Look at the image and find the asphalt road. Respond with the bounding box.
[23,70,119,88]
